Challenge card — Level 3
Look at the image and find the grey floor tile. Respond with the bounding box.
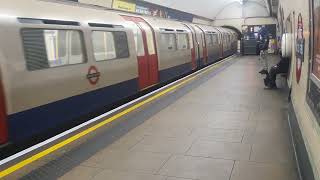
[166,177,196,180]
[107,131,145,150]
[250,111,285,121]
[131,136,194,154]
[230,161,298,180]
[205,111,250,122]
[82,149,171,173]
[255,119,289,133]
[92,169,166,180]
[208,119,257,130]
[187,141,251,160]
[158,155,234,180]
[58,165,103,180]
[192,128,244,143]
[250,143,294,164]
[242,128,290,145]
[141,126,193,138]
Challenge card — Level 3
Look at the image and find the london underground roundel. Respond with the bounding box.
[87,66,100,85]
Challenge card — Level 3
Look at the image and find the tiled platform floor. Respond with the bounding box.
[58,56,298,180]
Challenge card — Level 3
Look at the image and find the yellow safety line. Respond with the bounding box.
[0,58,232,178]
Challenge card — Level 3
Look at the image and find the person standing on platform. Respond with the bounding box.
[258,25,270,74]
[263,56,290,89]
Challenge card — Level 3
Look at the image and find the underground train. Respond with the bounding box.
[0,0,238,150]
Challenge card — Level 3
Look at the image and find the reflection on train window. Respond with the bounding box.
[22,29,86,71]
[177,33,189,50]
[160,33,177,51]
[127,21,145,56]
[92,31,129,61]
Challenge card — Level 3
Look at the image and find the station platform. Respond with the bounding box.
[2,56,299,180]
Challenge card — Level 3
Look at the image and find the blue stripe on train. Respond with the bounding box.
[159,62,193,83]
[7,62,195,143]
[208,53,220,64]
[8,79,139,143]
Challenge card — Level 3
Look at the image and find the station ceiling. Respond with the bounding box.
[142,0,271,19]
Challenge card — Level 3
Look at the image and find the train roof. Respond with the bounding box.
[0,0,126,27]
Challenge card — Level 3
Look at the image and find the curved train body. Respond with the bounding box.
[0,0,237,147]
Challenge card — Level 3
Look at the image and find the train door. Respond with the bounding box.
[183,24,197,70]
[190,25,205,68]
[216,28,224,58]
[195,25,208,66]
[122,16,159,90]
[211,33,220,61]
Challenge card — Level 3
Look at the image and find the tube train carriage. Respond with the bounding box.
[0,0,237,149]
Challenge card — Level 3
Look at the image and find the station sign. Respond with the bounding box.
[312,2,320,80]
[112,0,136,12]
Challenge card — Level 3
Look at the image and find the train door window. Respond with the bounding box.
[212,34,218,45]
[127,21,145,56]
[177,33,189,50]
[201,33,206,47]
[114,31,130,58]
[159,33,177,51]
[22,29,86,71]
[188,32,194,49]
[138,22,155,55]
[206,34,214,47]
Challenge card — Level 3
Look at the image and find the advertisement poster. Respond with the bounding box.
[296,13,305,83]
[112,0,136,12]
[313,0,320,79]
[307,0,320,122]
[135,2,168,18]
[167,9,193,22]
[136,5,151,15]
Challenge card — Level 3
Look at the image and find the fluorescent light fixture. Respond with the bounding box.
[237,0,244,5]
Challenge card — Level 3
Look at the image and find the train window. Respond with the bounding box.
[92,31,129,61]
[127,21,144,56]
[159,33,177,51]
[138,22,155,55]
[92,31,116,61]
[22,29,86,71]
[177,33,189,50]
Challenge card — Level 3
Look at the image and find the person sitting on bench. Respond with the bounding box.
[262,56,290,89]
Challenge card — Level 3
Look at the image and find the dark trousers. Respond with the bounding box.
[265,57,289,87]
